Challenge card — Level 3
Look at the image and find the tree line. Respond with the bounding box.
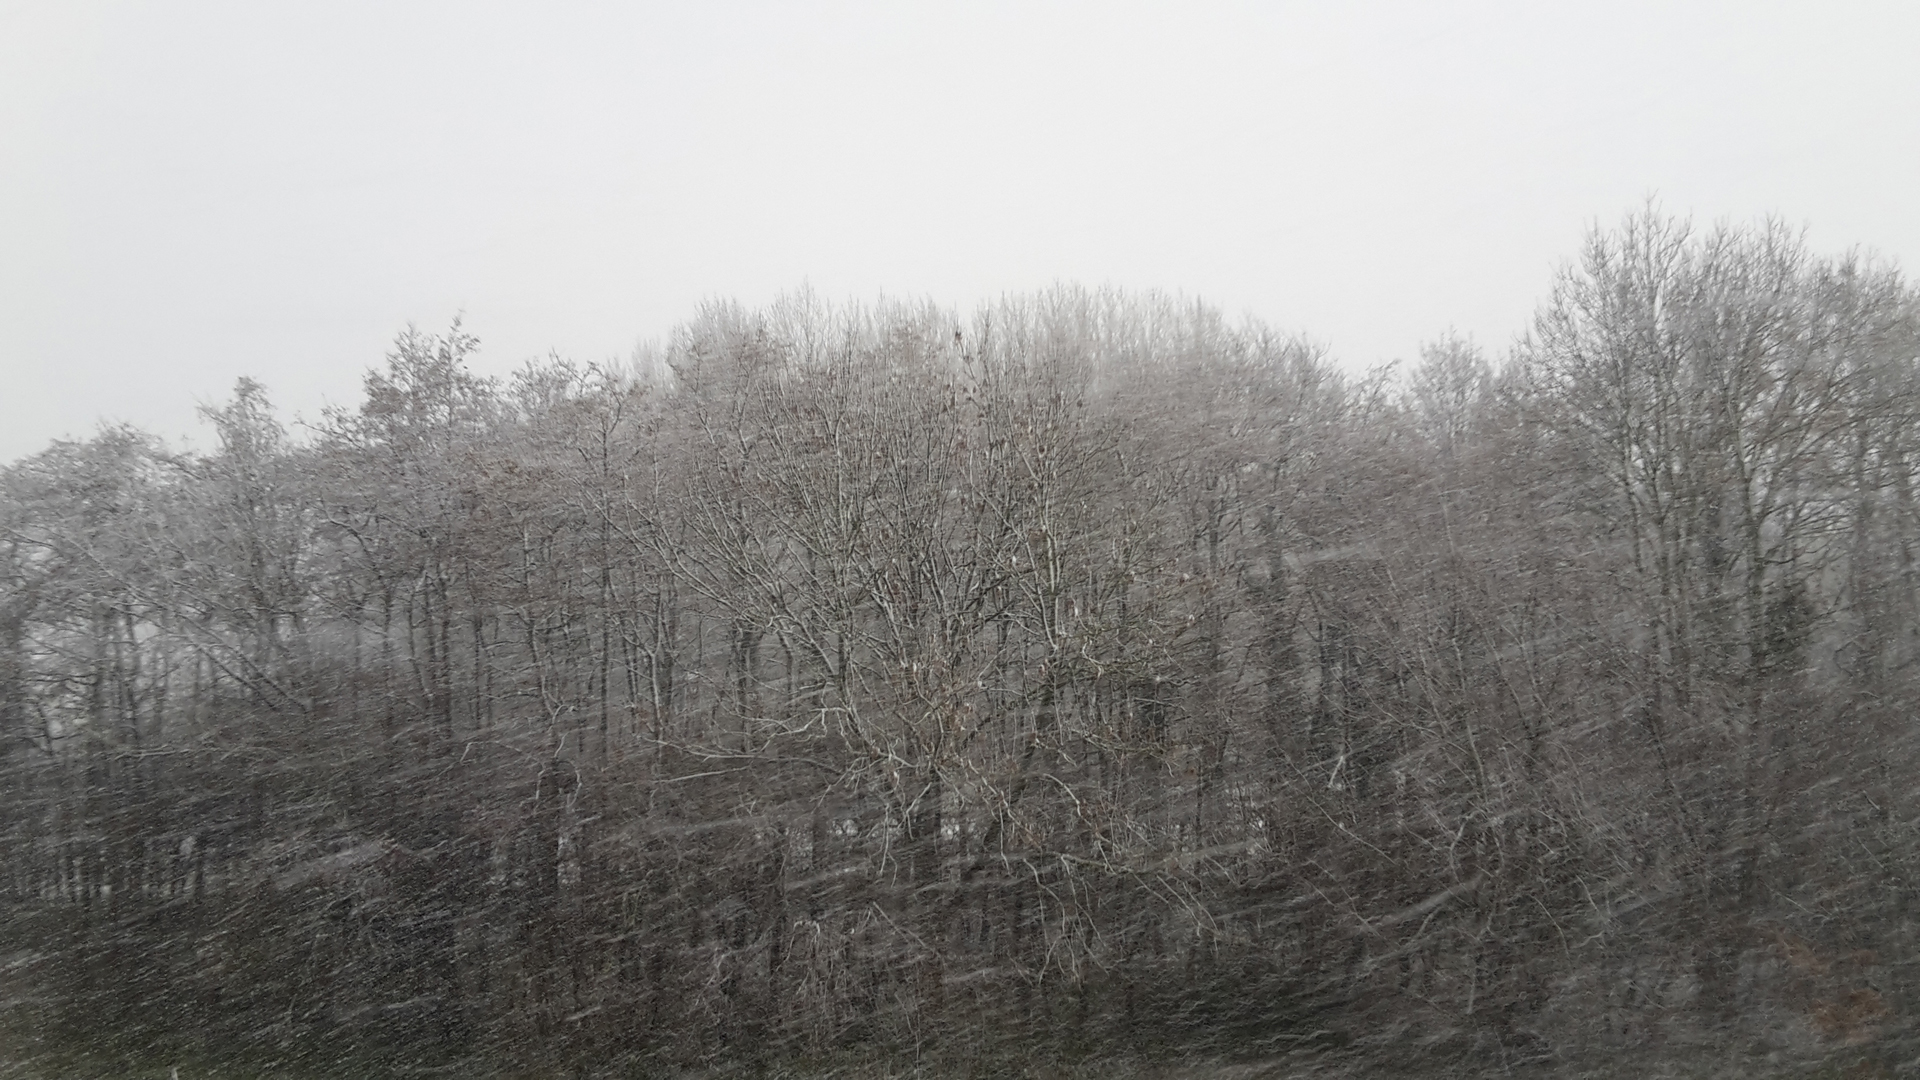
[4,209,1919,1074]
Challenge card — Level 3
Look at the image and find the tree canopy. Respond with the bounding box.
[4,215,1919,1075]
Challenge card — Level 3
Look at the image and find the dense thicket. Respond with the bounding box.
[5,211,1920,1074]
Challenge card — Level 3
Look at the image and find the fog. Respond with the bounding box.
[5,1,1918,463]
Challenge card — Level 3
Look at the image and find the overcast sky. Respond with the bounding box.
[4,1,1917,463]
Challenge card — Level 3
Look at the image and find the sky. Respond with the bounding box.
[3,0,1918,464]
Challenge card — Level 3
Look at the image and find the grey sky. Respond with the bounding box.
[4,1,1917,464]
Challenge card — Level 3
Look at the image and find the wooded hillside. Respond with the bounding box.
[4,211,1918,1075]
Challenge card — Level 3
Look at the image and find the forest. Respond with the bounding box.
[4,209,1919,1077]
